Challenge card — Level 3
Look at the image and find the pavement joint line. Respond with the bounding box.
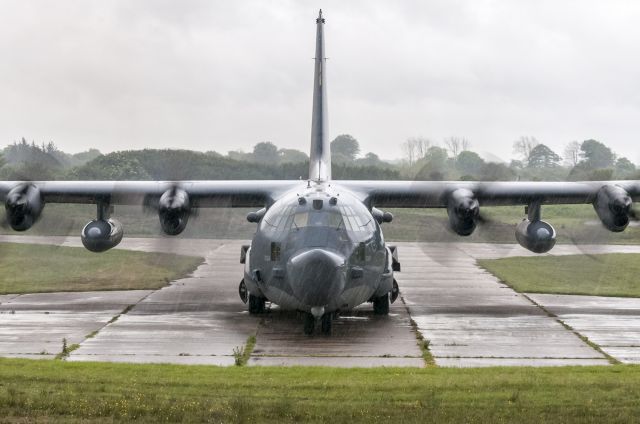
[434,355,610,359]
[69,289,158,359]
[517,291,621,365]
[70,353,226,357]
[401,294,436,368]
[249,354,424,358]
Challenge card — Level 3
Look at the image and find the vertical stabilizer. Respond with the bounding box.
[309,9,331,181]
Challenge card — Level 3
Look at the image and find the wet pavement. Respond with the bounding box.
[1,235,640,367]
[527,294,640,364]
[395,243,608,367]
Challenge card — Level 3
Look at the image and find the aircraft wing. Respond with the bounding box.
[341,180,640,253]
[339,180,640,207]
[0,180,299,207]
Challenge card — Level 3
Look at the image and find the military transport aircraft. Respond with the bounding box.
[1,10,639,334]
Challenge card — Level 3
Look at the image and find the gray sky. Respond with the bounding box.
[1,1,640,163]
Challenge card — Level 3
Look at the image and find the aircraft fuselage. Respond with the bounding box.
[243,181,395,322]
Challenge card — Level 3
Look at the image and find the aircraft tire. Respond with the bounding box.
[373,293,390,315]
[321,313,332,335]
[303,313,315,335]
[248,294,265,314]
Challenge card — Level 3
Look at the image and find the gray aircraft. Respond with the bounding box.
[1,10,640,334]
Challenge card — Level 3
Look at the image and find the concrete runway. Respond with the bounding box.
[2,235,640,367]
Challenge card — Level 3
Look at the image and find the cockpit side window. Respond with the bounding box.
[338,204,375,233]
[261,205,296,233]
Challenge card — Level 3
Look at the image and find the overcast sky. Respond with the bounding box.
[1,1,639,163]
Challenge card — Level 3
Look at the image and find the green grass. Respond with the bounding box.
[0,358,639,423]
[479,253,640,297]
[0,243,203,294]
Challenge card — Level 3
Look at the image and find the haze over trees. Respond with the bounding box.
[397,135,637,182]
[0,134,636,182]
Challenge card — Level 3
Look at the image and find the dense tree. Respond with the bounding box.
[355,152,386,167]
[527,144,561,168]
[68,152,151,180]
[480,162,515,181]
[332,163,400,180]
[227,150,251,162]
[4,138,63,168]
[331,134,360,163]
[579,139,615,169]
[614,157,636,179]
[415,146,449,180]
[456,150,485,177]
[278,148,308,163]
[252,142,280,164]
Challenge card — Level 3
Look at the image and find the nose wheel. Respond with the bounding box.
[303,312,333,335]
[303,313,315,335]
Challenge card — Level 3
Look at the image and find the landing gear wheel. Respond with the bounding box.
[303,312,315,335]
[248,294,265,314]
[321,313,332,335]
[373,293,390,315]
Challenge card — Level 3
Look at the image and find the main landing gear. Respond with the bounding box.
[303,312,333,335]
[240,279,266,314]
[371,280,398,315]
[248,294,266,314]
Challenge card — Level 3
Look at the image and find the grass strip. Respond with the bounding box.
[478,253,640,298]
[0,243,203,294]
[1,358,640,422]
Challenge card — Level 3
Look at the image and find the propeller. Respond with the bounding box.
[3,183,43,231]
[140,183,200,258]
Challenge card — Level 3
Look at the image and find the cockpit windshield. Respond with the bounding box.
[293,210,342,229]
[261,199,376,235]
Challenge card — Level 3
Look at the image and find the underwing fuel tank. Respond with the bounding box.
[81,219,124,253]
[515,219,556,254]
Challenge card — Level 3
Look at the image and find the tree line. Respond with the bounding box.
[399,135,637,181]
[0,135,636,181]
[0,137,398,181]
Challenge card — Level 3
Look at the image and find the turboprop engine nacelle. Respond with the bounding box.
[515,219,556,254]
[5,184,43,231]
[158,188,191,235]
[81,219,124,253]
[446,189,479,236]
[593,185,632,232]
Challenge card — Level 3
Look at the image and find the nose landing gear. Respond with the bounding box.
[303,313,315,335]
[321,313,332,334]
[303,312,333,335]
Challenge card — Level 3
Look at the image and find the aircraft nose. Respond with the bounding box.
[287,248,346,307]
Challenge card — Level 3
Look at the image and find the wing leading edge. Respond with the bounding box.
[340,180,640,208]
[0,180,299,207]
